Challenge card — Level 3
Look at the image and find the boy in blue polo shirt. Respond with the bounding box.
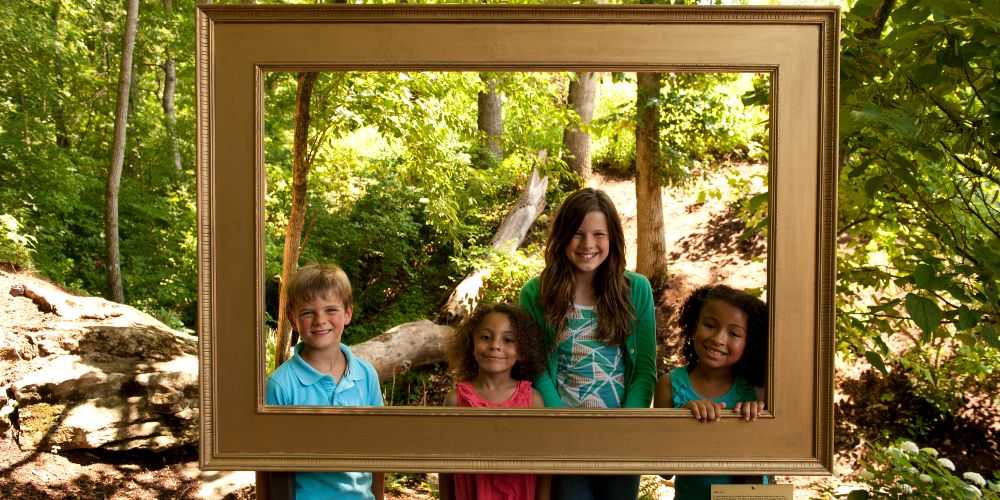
[266,263,384,500]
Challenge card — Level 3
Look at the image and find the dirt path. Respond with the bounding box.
[589,165,767,295]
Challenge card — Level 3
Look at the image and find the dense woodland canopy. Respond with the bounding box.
[1,0,998,495]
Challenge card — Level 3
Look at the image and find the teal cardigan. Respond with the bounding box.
[518,270,657,408]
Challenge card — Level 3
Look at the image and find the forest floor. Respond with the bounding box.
[2,164,994,498]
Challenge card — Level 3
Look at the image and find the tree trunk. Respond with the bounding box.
[161,0,181,171]
[50,0,70,149]
[351,320,455,382]
[635,72,669,291]
[562,72,597,180]
[438,167,548,323]
[478,74,503,163]
[273,72,319,367]
[105,0,140,303]
[857,0,897,41]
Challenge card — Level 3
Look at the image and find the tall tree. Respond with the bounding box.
[635,72,669,291]
[563,71,598,180]
[49,0,70,149]
[161,0,181,171]
[478,73,503,163]
[273,71,319,367]
[105,0,140,303]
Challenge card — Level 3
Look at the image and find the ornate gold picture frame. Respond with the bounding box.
[197,4,838,474]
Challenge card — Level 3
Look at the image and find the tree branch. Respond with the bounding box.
[973,181,1000,231]
[937,139,1000,185]
[856,0,897,41]
[944,27,990,111]
[950,177,1000,241]
[898,180,982,268]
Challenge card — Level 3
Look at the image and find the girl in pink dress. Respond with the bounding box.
[440,303,550,500]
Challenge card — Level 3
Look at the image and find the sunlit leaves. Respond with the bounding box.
[905,293,942,340]
[838,0,999,408]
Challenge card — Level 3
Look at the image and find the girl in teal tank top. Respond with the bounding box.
[654,285,769,500]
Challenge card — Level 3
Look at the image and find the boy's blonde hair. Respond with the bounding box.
[284,263,353,317]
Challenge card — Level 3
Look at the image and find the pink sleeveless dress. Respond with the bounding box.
[452,380,537,500]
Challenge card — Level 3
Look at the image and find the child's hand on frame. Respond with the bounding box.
[734,400,766,422]
[684,399,726,422]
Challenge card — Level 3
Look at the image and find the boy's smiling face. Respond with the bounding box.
[293,292,352,353]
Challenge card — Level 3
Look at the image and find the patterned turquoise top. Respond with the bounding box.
[555,305,626,408]
[670,366,763,500]
[519,272,657,408]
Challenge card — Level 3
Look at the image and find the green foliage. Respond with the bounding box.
[264,327,277,377]
[263,70,562,341]
[694,162,769,246]
[453,244,546,307]
[843,440,999,499]
[837,0,1000,410]
[0,0,198,326]
[592,72,766,181]
[381,364,450,407]
[0,213,36,268]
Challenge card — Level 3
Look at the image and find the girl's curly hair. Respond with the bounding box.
[447,303,546,382]
[678,285,768,387]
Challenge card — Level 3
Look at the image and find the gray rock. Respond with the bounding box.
[9,280,199,452]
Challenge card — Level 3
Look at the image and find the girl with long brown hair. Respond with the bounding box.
[519,188,656,499]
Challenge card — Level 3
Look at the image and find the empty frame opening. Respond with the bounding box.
[260,70,772,411]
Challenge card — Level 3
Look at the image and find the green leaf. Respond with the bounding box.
[847,488,871,500]
[864,175,887,197]
[912,263,935,288]
[905,293,942,340]
[865,350,889,375]
[929,0,968,19]
[956,306,979,330]
[910,65,942,87]
[983,325,1000,349]
[873,334,891,354]
[947,285,971,302]
[748,191,768,213]
[982,0,1000,19]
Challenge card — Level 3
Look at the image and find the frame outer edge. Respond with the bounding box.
[201,4,842,474]
[814,8,840,474]
[196,4,841,26]
[196,6,215,469]
[204,456,831,475]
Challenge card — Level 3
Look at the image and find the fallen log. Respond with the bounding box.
[438,167,548,324]
[350,168,549,379]
[9,281,123,320]
[350,320,455,382]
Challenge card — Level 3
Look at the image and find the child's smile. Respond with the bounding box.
[565,210,610,277]
[693,299,748,371]
[294,293,352,353]
[473,312,520,375]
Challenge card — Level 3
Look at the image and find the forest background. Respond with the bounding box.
[0,0,997,498]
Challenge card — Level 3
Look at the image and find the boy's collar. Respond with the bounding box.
[291,343,364,386]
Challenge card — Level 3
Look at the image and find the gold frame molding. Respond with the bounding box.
[197,4,838,474]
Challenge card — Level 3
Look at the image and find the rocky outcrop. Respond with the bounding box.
[2,274,198,451]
